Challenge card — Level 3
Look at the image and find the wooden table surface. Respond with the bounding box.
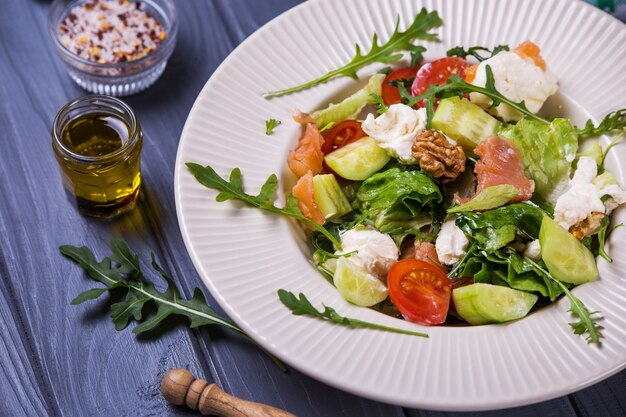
[1,1,624,416]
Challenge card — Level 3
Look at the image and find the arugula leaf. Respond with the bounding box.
[398,66,550,126]
[410,45,427,67]
[278,290,428,337]
[264,9,442,97]
[577,108,626,137]
[265,118,281,135]
[525,258,603,344]
[369,92,389,115]
[60,238,287,371]
[446,44,509,61]
[186,163,341,248]
[597,216,612,262]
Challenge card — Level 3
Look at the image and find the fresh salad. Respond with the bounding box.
[188,9,626,343]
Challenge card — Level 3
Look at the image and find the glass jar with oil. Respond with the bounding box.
[52,95,142,217]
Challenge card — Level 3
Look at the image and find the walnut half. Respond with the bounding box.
[570,211,605,240]
[412,129,466,183]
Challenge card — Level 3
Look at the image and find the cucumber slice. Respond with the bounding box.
[452,286,491,325]
[333,257,388,307]
[539,216,598,285]
[453,283,538,325]
[324,137,390,181]
[312,174,352,220]
[432,97,501,152]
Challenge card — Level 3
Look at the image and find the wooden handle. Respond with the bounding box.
[161,368,297,417]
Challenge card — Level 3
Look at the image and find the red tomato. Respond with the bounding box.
[387,259,452,325]
[321,120,366,154]
[381,66,420,106]
[410,57,470,106]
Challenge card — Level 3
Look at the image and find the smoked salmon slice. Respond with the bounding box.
[471,136,534,203]
[414,240,440,266]
[514,41,547,71]
[288,123,325,178]
[292,171,326,226]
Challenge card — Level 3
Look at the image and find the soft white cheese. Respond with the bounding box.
[600,183,626,214]
[553,156,626,230]
[571,156,598,185]
[523,239,542,261]
[469,51,558,122]
[336,227,399,279]
[435,220,470,265]
[361,104,427,164]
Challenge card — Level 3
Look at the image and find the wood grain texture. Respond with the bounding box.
[0,1,623,417]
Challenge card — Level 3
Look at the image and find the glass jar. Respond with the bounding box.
[52,95,143,217]
[48,0,178,96]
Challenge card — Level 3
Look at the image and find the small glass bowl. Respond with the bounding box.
[48,0,178,96]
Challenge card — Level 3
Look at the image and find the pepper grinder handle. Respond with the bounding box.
[161,368,297,417]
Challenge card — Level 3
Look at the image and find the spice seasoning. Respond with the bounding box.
[59,0,166,64]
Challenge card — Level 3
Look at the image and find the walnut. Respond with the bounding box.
[570,211,605,240]
[411,129,466,183]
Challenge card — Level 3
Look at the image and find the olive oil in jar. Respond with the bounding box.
[61,114,128,157]
[52,95,142,218]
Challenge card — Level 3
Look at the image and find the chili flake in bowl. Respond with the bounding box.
[49,0,177,96]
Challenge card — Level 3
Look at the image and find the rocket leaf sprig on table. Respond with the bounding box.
[263,8,442,97]
[60,238,287,371]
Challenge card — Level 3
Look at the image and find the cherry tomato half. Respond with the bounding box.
[321,120,366,154]
[410,56,470,106]
[381,66,420,106]
[388,259,452,325]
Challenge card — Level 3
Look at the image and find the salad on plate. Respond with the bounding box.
[188,9,626,344]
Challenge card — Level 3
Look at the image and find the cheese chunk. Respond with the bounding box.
[469,51,558,121]
[336,227,399,279]
[361,104,427,164]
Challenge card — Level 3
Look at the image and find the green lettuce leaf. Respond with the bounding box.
[357,167,441,236]
[499,118,578,201]
[447,184,518,213]
[358,167,442,215]
[310,74,385,130]
[455,203,545,251]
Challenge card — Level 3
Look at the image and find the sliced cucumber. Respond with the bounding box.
[539,216,598,285]
[333,257,388,307]
[453,283,538,325]
[432,97,501,152]
[324,137,390,181]
[312,174,352,220]
[452,286,491,325]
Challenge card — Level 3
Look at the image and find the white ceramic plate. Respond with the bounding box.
[175,0,626,410]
